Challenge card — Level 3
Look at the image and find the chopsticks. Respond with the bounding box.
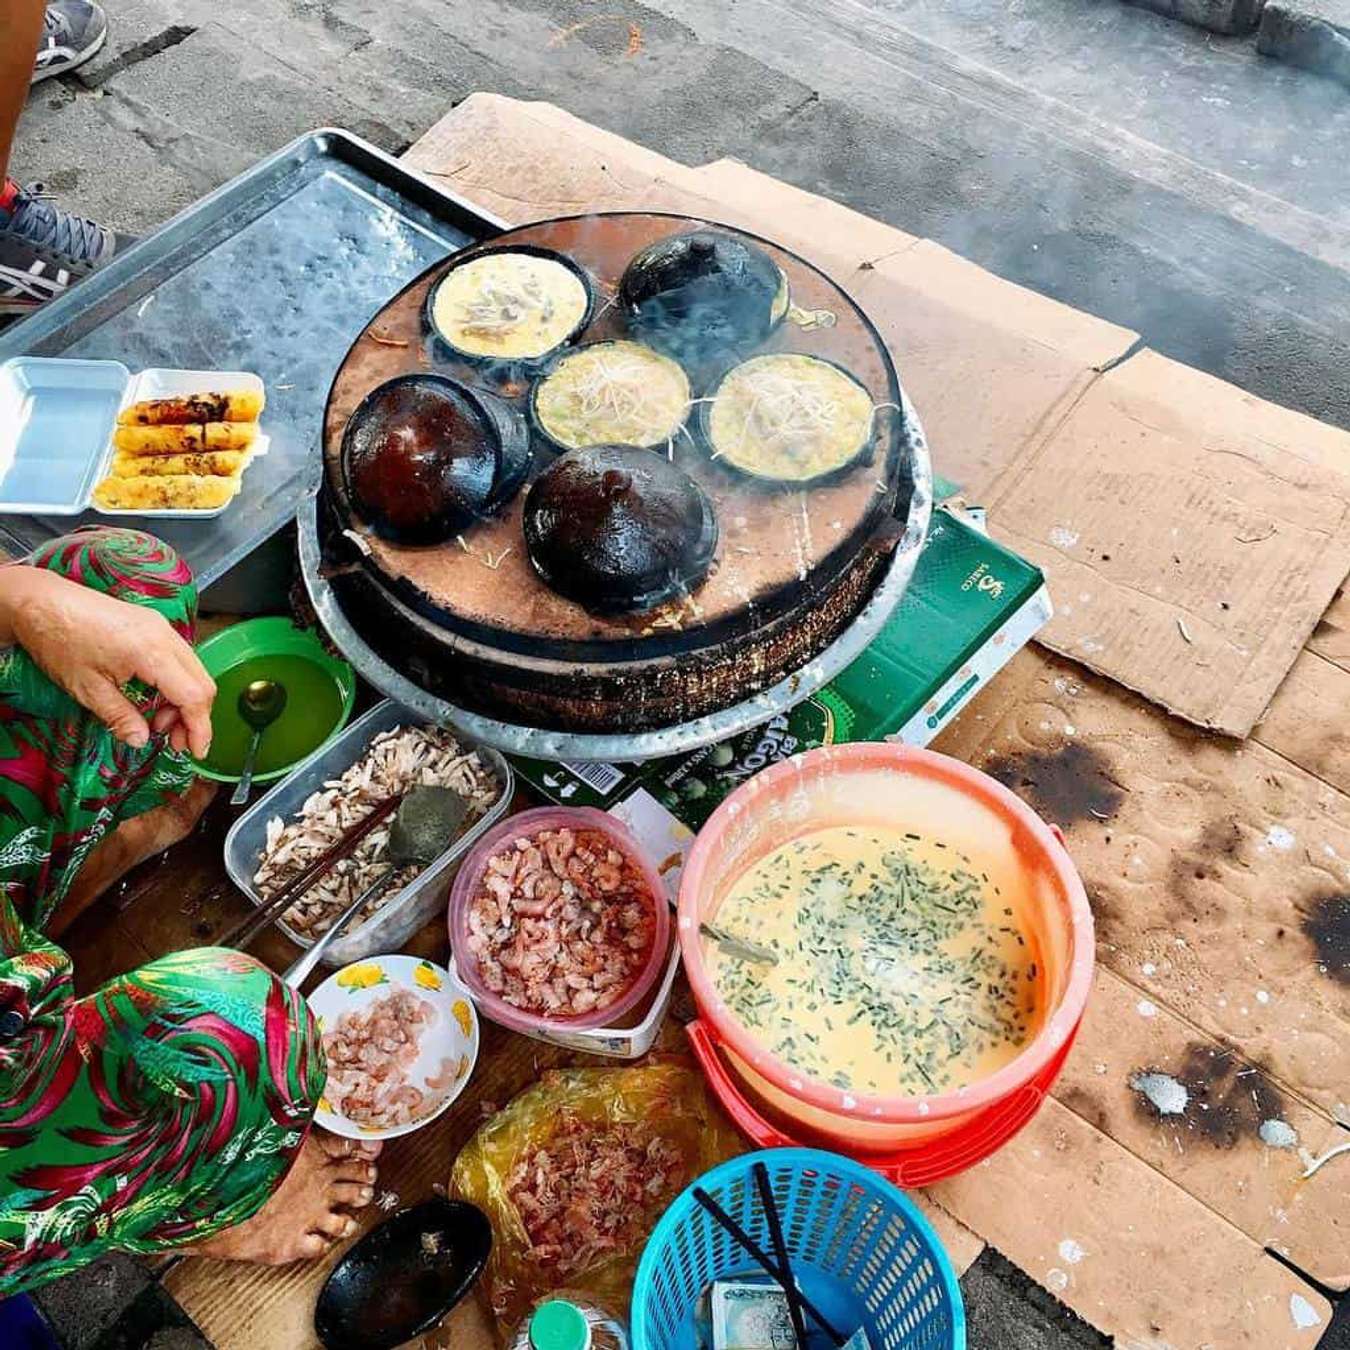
[693,1183,846,1347]
[218,794,402,951]
[753,1162,810,1349]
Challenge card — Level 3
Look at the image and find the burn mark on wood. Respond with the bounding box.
[1131,1042,1285,1149]
[985,742,1123,826]
[1165,817,1243,924]
[1302,894,1350,985]
[1057,1083,1110,1134]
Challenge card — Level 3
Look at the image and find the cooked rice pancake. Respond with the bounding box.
[92,474,242,511]
[111,449,250,479]
[707,353,874,483]
[113,422,259,455]
[118,390,264,425]
[431,252,589,360]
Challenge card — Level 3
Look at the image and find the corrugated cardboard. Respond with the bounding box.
[989,348,1350,735]
[1058,968,1348,1287]
[848,241,1136,497]
[931,1094,1332,1348]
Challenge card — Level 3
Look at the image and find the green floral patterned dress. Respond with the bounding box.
[0,527,324,1297]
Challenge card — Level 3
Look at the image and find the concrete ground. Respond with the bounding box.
[9,0,1350,1346]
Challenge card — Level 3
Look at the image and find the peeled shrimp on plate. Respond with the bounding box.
[308,953,480,1142]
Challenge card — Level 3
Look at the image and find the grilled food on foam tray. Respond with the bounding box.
[93,388,265,511]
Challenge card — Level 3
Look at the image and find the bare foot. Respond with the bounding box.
[187,1132,382,1264]
[50,777,219,939]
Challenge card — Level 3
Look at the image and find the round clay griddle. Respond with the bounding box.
[325,214,907,638]
[318,212,926,736]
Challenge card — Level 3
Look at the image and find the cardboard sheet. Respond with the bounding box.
[989,349,1350,734]
[848,242,1135,497]
[1056,968,1347,1286]
[1256,648,1350,797]
[403,94,920,283]
[931,1095,1332,1348]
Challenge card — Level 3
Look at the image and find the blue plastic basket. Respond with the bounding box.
[633,1148,965,1349]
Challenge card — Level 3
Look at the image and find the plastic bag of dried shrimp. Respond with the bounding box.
[450,1062,741,1337]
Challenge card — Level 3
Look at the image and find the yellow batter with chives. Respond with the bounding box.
[431,252,589,359]
[707,825,1041,1096]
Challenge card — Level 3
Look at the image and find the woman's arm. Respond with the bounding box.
[0,564,216,757]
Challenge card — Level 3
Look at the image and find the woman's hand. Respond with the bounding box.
[0,565,215,757]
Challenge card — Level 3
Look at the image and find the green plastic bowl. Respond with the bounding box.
[192,617,357,785]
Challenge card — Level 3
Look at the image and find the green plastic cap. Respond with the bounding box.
[529,1300,591,1350]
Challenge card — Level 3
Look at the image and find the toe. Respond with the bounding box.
[313,1211,360,1241]
[295,1233,330,1261]
[333,1157,378,1186]
[329,1182,375,1210]
[317,1132,357,1160]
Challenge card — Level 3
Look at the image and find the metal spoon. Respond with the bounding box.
[700,921,778,966]
[282,785,470,987]
[230,679,288,807]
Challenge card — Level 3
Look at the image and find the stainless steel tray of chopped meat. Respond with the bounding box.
[0,128,505,586]
[223,699,514,966]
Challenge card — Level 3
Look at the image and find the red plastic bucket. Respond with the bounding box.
[677,743,1094,1183]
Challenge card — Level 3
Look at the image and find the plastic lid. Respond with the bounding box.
[529,1301,591,1350]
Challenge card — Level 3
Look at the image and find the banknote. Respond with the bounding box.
[708,1277,873,1349]
[709,1279,798,1349]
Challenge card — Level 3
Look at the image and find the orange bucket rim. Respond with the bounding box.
[677,741,1096,1125]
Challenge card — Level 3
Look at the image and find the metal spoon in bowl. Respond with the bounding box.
[230,679,288,806]
[282,785,470,987]
[700,921,778,967]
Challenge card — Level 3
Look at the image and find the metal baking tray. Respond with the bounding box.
[223,699,513,967]
[0,129,504,584]
[297,388,933,763]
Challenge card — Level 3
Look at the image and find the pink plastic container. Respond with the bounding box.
[448,805,672,1035]
[678,743,1095,1183]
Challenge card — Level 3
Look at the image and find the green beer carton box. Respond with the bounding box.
[634,507,1050,831]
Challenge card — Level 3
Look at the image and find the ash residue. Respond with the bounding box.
[985,742,1123,826]
[1130,1042,1285,1149]
[1302,894,1350,985]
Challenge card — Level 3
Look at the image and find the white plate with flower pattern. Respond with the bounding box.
[310,954,479,1141]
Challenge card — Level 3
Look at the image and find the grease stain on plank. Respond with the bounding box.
[1301,894,1350,985]
[1130,1042,1286,1149]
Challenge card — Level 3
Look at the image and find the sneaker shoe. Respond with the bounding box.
[32,0,108,84]
[0,181,123,315]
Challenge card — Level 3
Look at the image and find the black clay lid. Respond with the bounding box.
[619,230,784,362]
[314,1197,492,1350]
[523,444,719,614]
[341,375,500,546]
